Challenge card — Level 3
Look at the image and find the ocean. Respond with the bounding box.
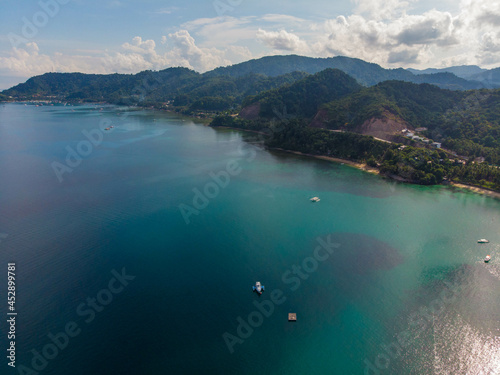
[0,103,499,374]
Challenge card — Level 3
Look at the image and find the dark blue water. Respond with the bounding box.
[0,103,499,374]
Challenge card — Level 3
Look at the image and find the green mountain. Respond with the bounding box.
[407,65,486,79]
[2,68,308,111]
[2,55,492,107]
[206,55,486,90]
[240,69,362,119]
[212,73,500,190]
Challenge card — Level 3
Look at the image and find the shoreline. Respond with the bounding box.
[12,104,500,200]
[211,125,500,199]
[277,148,500,199]
[449,182,500,199]
[271,148,380,175]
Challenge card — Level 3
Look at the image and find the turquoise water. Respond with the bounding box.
[0,103,499,374]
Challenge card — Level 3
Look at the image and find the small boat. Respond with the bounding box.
[310,197,320,202]
[478,239,489,243]
[253,281,264,295]
[484,255,491,263]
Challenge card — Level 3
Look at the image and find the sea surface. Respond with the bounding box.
[0,103,499,375]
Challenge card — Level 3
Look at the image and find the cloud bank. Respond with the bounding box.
[0,0,499,88]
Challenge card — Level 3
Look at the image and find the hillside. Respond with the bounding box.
[2,55,494,109]
[2,68,309,112]
[315,81,500,164]
[212,73,500,190]
[240,69,362,120]
[205,55,487,90]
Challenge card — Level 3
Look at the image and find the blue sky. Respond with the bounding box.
[0,0,499,89]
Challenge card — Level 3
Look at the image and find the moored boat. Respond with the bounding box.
[485,255,491,263]
[253,281,264,295]
[478,239,489,243]
[310,197,320,202]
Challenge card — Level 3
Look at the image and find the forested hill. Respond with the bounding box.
[2,55,496,106]
[240,69,362,119]
[205,55,487,90]
[237,74,500,165]
[2,68,309,112]
[212,71,500,190]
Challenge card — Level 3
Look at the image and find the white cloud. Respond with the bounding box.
[2,0,500,86]
[394,11,457,47]
[256,29,309,52]
[0,42,106,78]
[352,0,412,21]
[181,16,257,47]
[259,14,306,24]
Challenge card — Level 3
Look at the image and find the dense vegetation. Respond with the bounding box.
[2,68,308,113]
[3,54,500,191]
[206,55,491,90]
[242,69,362,118]
[211,115,500,190]
[3,55,497,107]
[319,82,500,164]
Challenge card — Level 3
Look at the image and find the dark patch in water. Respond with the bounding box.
[320,232,404,275]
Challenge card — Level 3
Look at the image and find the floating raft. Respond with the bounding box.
[288,313,297,322]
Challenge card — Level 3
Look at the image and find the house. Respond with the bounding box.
[431,142,441,149]
[415,127,428,132]
[406,132,415,137]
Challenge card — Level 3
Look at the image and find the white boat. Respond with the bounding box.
[310,197,320,202]
[484,255,491,263]
[253,281,264,295]
[478,239,489,243]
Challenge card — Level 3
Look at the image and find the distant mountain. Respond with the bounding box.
[407,65,500,88]
[468,67,500,89]
[206,55,489,90]
[206,55,414,85]
[3,55,496,106]
[2,68,309,111]
[407,65,486,79]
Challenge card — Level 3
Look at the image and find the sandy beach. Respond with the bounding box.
[212,126,500,199]
[271,148,380,175]
[450,182,500,199]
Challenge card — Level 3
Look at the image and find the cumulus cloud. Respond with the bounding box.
[2,0,500,85]
[387,48,421,64]
[256,29,308,52]
[352,0,411,21]
[103,31,251,73]
[0,30,251,83]
[0,42,105,78]
[477,32,500,65]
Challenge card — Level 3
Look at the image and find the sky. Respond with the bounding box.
[0,0,499,90]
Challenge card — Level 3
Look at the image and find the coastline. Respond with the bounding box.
[276,147,500,199]
[271,148,380,175]
[211,125,500,199]
[449,182,500,200]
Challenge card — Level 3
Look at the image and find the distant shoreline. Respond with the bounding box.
[271,148,380,175]
[210,125,500,199]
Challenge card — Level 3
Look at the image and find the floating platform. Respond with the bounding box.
[288,313,297,322]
